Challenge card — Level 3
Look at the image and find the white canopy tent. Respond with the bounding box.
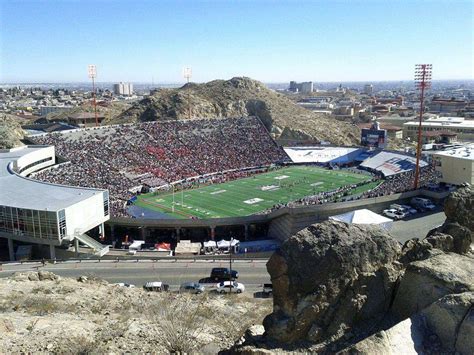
[203,241,217,248]
[329,209,393,230]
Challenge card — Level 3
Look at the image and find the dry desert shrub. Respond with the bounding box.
[144,294,212,353]
[144,293,273,353]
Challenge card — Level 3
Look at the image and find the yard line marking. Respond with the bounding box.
[244,198,264,204]
[210,190,226,195]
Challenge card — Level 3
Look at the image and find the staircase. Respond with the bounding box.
[75,233,109,257]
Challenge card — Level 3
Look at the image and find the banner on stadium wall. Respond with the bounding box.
[361,128,387,149]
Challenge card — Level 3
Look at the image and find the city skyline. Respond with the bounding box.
[1,0,473,83]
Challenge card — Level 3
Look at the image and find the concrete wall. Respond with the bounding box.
[108,189,449,242]
[65,192,109,238]
[267,189,450,241]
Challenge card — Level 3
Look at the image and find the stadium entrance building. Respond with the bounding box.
[432,144,474,185]
[0,146,110,260]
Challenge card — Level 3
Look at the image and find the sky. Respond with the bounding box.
[0,0,473,83]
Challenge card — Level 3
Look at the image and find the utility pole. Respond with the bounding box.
[88,65,99,127]
[183,67,192,119]
[413,64,432,189]
[229,235,233,294]
[172,184,175,213]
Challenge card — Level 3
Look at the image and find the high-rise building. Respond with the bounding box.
[363,84,373,95]
[288,81,313,94]
[113,82,134,96]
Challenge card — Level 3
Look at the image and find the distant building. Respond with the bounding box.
[363,84,373,95]
[39,106,73,116]
[67,112,105,127]
[113,82,134,96]
[429,98,466,114]
[421,130,457,144]
[403,117,474,142]
[333,106,354,118]
[463,99,474,118]
[432,143,474,185]
[289,81,313,94]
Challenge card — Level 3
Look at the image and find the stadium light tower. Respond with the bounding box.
[413,64,433,189]
[88,64,99,127]
[183,67,192,119]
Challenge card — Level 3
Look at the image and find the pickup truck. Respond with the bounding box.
[262,283,273,297]
[210,267,239,281]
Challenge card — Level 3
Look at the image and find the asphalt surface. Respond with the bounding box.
[0,211,446,290]
[0,259,271,291]
[389,209,446,243]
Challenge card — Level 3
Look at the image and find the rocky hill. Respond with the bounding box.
[231,186,474,354]
[116,77,360,146]
[0,114,24,149]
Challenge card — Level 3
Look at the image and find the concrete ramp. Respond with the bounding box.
[75,234,109,257]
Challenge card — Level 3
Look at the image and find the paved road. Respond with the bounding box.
[0,211,446,289]
[390,210,446,244]
[0,260,271,291]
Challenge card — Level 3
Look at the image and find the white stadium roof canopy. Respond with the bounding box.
[0,146,106,212]
[284,146,365,164]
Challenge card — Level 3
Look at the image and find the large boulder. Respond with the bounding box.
[418,292,474,354]
[263,221,402,344]
[391,252,474,321]
[425,223,471,254]
[444,185,473,234]
[338,318,420,355]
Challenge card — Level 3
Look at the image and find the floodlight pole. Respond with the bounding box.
[183,67,192,119]
[88,65,99,127]
[413,64,432,190]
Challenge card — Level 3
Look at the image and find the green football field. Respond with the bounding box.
[134,166,379,219]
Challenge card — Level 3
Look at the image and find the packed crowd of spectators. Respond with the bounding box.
[360,165,440,198]
[32,117,289,217]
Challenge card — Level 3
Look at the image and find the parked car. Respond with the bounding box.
[262,283,273,297]
[216,281,245,294]
[180,282,205,294]
[390,204,417,215]
[400,204,418,215]
[210,267,239,281]
[410,197,436,211]
[143,281,169,292]
[383,208,406,220]
[114,283,135,288]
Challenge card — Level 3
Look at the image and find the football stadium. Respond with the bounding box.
[0,115,442,255]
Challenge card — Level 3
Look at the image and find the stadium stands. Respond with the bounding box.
[359,151,428,177]
[32,117,289,217]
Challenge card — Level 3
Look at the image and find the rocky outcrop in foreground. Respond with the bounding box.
[231,186,473,354]
[263,221,401,344]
